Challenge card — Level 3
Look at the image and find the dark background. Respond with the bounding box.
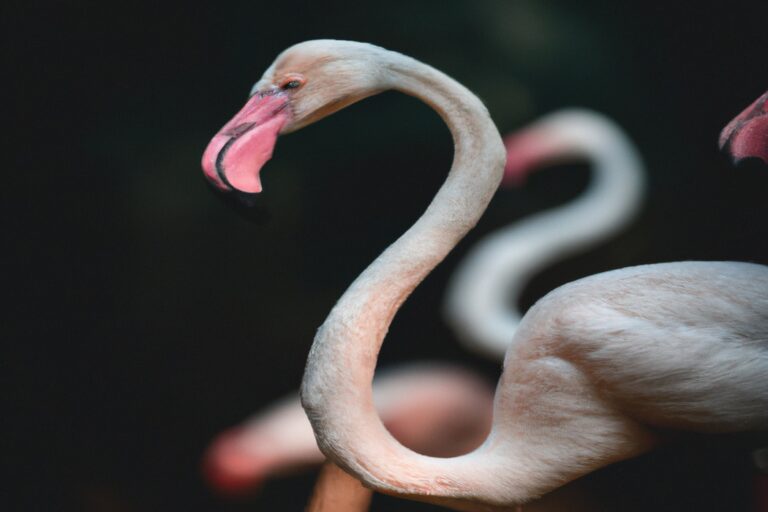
[6,1,768,510]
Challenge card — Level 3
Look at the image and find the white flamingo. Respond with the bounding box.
[445,110,645,359]
[204,108,644,494]
[721,96,768,512]
[202,40,768,511]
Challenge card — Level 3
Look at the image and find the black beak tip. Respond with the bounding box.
[718,132,768,170]
[231,190,261,208]
[732,155,768,171]
[203,179,271,224]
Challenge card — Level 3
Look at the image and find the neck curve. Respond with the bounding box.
[445,110,645,359]
[300,49,511,506]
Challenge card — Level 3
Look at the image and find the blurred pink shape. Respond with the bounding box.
[720,90,768,165]
[203,363,492,495]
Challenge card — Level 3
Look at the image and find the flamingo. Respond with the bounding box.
[205,108,643,507]
[203,363,493,494]
[204,108,645,491]
[445,109,645,359]
[721,96,768,512]
[719,90,768,165]
[202,40,768,511]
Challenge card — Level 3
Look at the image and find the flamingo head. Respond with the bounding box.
[719,90,768,166]
[502,129,563,187]
[502,109,605,187]
[202,427,270,495]
[202,40,387,195]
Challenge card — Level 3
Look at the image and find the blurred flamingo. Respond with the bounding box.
[203,40,768,511]
[204,363,492,495]
[445,110,644,359]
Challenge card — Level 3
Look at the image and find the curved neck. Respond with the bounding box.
[300,50,509,504]
[445,111,645,359]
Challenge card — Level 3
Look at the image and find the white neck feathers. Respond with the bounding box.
[300,47,509,502]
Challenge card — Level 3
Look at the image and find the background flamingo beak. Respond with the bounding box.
[719,91,768,166]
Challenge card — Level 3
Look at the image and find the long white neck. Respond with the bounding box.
[300,50,514,507]
[444,110,645,359]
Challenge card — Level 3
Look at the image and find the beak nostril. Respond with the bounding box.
[256,86,280,98]
[226,122,256,138]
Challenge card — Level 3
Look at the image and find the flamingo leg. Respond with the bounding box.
[306,462,373,512]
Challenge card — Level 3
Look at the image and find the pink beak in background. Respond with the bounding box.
[719,90,768,166]
[202,91,292,193]
[502,129,560,187]
[202,427,269,495]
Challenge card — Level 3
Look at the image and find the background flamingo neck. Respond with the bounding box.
[300,50,510,504]
[445,110,645,359]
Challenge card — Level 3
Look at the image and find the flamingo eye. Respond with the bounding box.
[281,79,303,90]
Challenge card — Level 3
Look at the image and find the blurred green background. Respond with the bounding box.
[6,0,768,510]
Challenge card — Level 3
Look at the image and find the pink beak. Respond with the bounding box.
[502,129,561,187]
[202,92,292,193]
[202,428,266,495]
[719,90,768,166]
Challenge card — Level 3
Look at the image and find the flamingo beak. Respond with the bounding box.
[719,90,768,166]
[202,91,292,194]
[502,129,562,187]
[202,427,266,495]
